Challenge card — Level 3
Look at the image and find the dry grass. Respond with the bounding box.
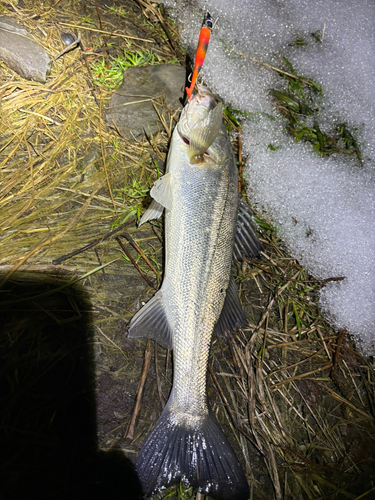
[0,1,374,500]
[207,229,375,499]
[0,0,177,282]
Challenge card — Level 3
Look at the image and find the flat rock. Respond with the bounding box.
[0,16,51,83]
[106,64,187,139]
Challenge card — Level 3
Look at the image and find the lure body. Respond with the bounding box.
[186,12,213,100]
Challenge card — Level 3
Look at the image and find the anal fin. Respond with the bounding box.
[128,290,172,349]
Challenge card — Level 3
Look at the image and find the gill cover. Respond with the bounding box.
[187,101,223,163]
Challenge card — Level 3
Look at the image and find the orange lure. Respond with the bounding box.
[186,12,213,100]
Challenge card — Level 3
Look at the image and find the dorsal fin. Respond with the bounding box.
[234,200,263,260]
[214,276,247,337]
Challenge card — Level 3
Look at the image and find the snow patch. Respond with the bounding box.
[165,0,375,354]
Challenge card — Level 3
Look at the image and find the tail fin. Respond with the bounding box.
[135,403,249,500]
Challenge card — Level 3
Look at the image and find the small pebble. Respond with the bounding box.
[61,32,75,46]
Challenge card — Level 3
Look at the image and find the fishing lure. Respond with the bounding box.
[185,12,213,100]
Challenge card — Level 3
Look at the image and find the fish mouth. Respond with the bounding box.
[193,86,217,111]
[195,84,214,99]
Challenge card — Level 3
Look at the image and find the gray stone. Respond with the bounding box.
[0,17,29,36]
[106,64,187,139]
[0,16,51,83]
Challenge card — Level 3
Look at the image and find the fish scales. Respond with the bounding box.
[165,127,237,422]
[128,86,262,499]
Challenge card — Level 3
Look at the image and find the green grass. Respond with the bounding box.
[161,482,208,499]
[269,57,361,161]
[111,177,151,228]
[106,5,129,17]
[223,103,275,130]
[80,16,95,25]
[312,30,323,43]
[292,36,308,46]
[91,46,161,89]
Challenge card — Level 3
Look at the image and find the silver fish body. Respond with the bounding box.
[164,95,237,423]
[128,87,261,499]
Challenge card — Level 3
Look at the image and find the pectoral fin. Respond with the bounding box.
[139,173,173,226]
[188,102,223,162]
[150,172,173,210]
[139,199,164,226]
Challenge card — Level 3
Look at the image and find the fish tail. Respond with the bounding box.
[135,399,249,500]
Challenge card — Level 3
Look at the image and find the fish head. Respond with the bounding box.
[178,86,229,165]
[181,85,217,128]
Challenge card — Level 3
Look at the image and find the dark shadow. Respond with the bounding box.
[181,53,193,105]
[0,273,143,500]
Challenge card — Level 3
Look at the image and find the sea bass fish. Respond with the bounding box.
[128,86,262,499]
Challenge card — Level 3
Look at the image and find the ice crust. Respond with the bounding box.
[165,0,375,354]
